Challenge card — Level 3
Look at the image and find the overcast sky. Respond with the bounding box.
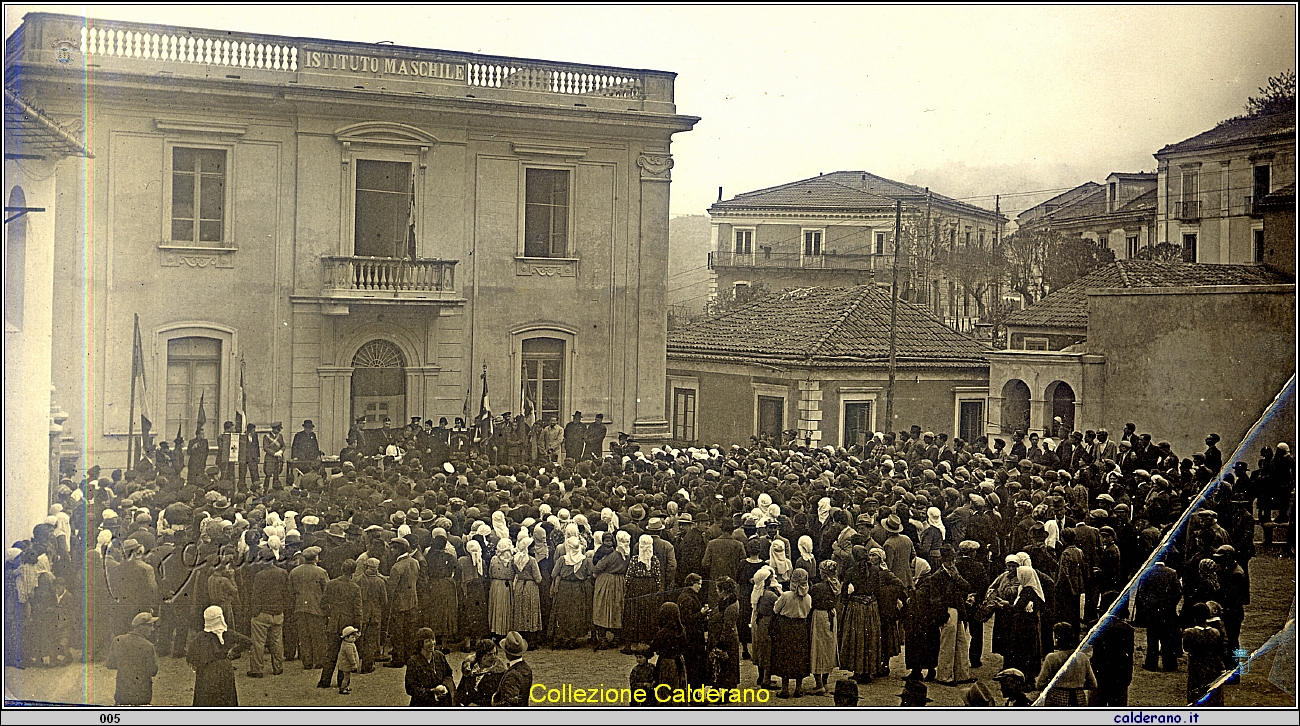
[7,5,1296,218]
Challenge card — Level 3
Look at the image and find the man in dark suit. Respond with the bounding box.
[493,631,533,706]
[1135,561,1181,672]
[563,411,586,463]
[318,563,363,689]
[292,420,322,484]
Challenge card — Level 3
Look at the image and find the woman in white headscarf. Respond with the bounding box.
[622,534,663,647]
[457,539,490,649]
[794,535,818,583]
[488,540,515,636]
[1006,565,1046,675]
[511,537,543,638]
[768,539,793,587]
[592,530,630,649]
[491,510,512,546]
[751,565,781,689]
[188,605,252,706]
[86,529,116,661]
[550,535,592,648]
[916,506,946,566]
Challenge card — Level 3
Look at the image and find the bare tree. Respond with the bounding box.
[1246,69,1296,117]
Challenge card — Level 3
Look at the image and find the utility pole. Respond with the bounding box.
[993,194,1001,343]
[885,199,901,433]
[925,188,932,310]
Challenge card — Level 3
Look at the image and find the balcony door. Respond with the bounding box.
[354,159,415,258]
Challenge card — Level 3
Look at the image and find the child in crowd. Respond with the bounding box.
[1035,621,1098,705]
[336,626,361,694]
[628,643,655,706]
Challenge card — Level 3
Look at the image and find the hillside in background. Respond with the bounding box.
[667,214,713,311]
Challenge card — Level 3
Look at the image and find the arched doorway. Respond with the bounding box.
[1048,381,1076,438]
[1001,379,1030,435]
[351,339,406,443]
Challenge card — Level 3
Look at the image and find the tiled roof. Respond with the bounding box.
[710,171,1002,220]
[1156,108,1296,156]
[667,285,989,366]
[1007,260,1294,329]
[1117,188,1157,213]
[1020,180,1156,227]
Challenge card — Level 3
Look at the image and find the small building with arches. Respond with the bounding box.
[7,11,697,479]
[990,260,1294,457]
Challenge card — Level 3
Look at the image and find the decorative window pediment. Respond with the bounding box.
[334,121,439,148]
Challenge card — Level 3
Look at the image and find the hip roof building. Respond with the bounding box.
[4,12,697,531]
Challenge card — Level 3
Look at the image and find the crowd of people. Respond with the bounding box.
[4,414,1295,707]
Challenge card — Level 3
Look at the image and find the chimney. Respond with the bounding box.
[717,186,723,202]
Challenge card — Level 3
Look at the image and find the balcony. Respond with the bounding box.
[709,250,882,272]
[321,256,458,303]
[10,12,679,114]
[1174,200,1200,221]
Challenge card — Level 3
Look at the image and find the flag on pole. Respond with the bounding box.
[522,378,535,426]
[477,363,492,440]
[196,390,207,437]
[237,357,248,422]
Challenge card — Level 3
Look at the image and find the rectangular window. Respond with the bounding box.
[521,338,565,424]
[874,231,886,255]
[964,229,971,246]
[355,159,415,258]
[1182,233,1198,263]
[959,400,985,443]
[171,147,226,246]
[844,401,873,448]
[1253,165,1271,205]
[524,168,571,258]
[1097,233,1109,249]
[757,395,785,440]
[166,337,221,439]
[1126,234,1140,259]
[734,229,753,254]
[673,387,697,441]
[1023,337,1049,351]
[803,230,823,257]
[1254,229,1265,263]
[978,229,986,246]
[947,281,957,317]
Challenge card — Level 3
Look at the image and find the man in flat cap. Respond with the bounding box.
[290,546,329,670]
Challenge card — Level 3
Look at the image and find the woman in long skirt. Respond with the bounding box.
[188,606,252,706]
[735,539,765,659]
[511,539,543,641]
[678,573,710,687]
[425,534,459,645]
[550,536,592,648]
[1005,565,1045,676]
[808,560,840,693]
[751,566,779,688]
[488,541,515,637]
[769,568,813,698]
[986,555,1021,667]
[591,531,630,650]
[650,601,687,707]
[458,540,490,648]
[840,547,903,682]
[622,535,663,648]
[708,577,742,699]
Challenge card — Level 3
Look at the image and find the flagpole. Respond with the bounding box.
[127,313,139,471]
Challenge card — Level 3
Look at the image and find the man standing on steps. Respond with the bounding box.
[563,411,586,464]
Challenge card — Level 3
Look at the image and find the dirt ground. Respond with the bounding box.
[5,545,1295,708]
